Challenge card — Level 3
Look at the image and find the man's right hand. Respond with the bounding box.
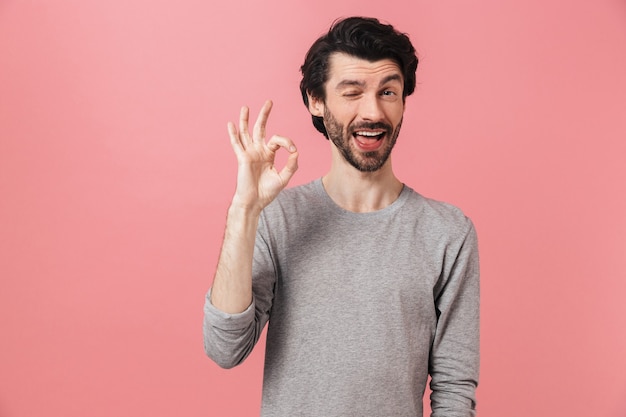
[228,100,299,214]
[210,100,298,314]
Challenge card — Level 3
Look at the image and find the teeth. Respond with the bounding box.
[356,131,383,137]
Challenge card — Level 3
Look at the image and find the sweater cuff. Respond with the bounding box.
[203,290,255,331]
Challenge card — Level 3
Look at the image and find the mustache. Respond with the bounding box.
[348,122,392,134]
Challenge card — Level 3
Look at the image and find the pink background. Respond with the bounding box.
[1,1,625,416]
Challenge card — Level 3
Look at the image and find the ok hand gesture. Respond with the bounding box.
[228,100,299,213]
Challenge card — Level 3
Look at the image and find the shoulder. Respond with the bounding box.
[260,179,324,224]
[275,180,320,204]
[402,186,475,238]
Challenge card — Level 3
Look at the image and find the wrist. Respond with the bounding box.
[228,198,263,218]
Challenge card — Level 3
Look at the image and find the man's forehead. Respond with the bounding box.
[327,52,403,84]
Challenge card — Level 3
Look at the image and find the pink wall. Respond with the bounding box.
[1,1,625,416]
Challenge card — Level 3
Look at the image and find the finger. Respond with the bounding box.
[267,135,298,184]
[253,100,273,142]
[278,150,299,184]
[266,134,297,154]
[227,121,244,156]
[238,106,251,147]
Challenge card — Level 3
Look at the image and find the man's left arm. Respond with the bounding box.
[429,220,480,417]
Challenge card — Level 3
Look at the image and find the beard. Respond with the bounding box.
[323,106,402,172]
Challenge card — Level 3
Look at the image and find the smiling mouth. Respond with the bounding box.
[355,130,384,137]
[353,130,385,150]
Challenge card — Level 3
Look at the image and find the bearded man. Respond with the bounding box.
[204,16,480,417]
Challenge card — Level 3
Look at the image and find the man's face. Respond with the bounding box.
[309,52,405,172]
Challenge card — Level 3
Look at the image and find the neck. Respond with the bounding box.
[322,159,403,213]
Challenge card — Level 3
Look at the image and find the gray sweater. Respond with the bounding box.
[204,179,480,417]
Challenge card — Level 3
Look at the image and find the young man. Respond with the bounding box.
[204,17,480,417]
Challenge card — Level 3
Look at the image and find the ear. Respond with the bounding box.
[307,92,324,117]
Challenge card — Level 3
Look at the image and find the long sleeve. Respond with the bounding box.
[429,220,480,417]
[203,217,277,369]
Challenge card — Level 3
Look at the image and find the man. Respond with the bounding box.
[204,16,480,417]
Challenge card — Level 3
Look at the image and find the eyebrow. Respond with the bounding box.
[335,74,403,90]
[335,79,366,89]
[379,74,403,87]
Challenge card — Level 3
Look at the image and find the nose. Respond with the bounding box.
[358,94,384,121]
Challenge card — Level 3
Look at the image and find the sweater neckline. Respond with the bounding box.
[312,178,411,217]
